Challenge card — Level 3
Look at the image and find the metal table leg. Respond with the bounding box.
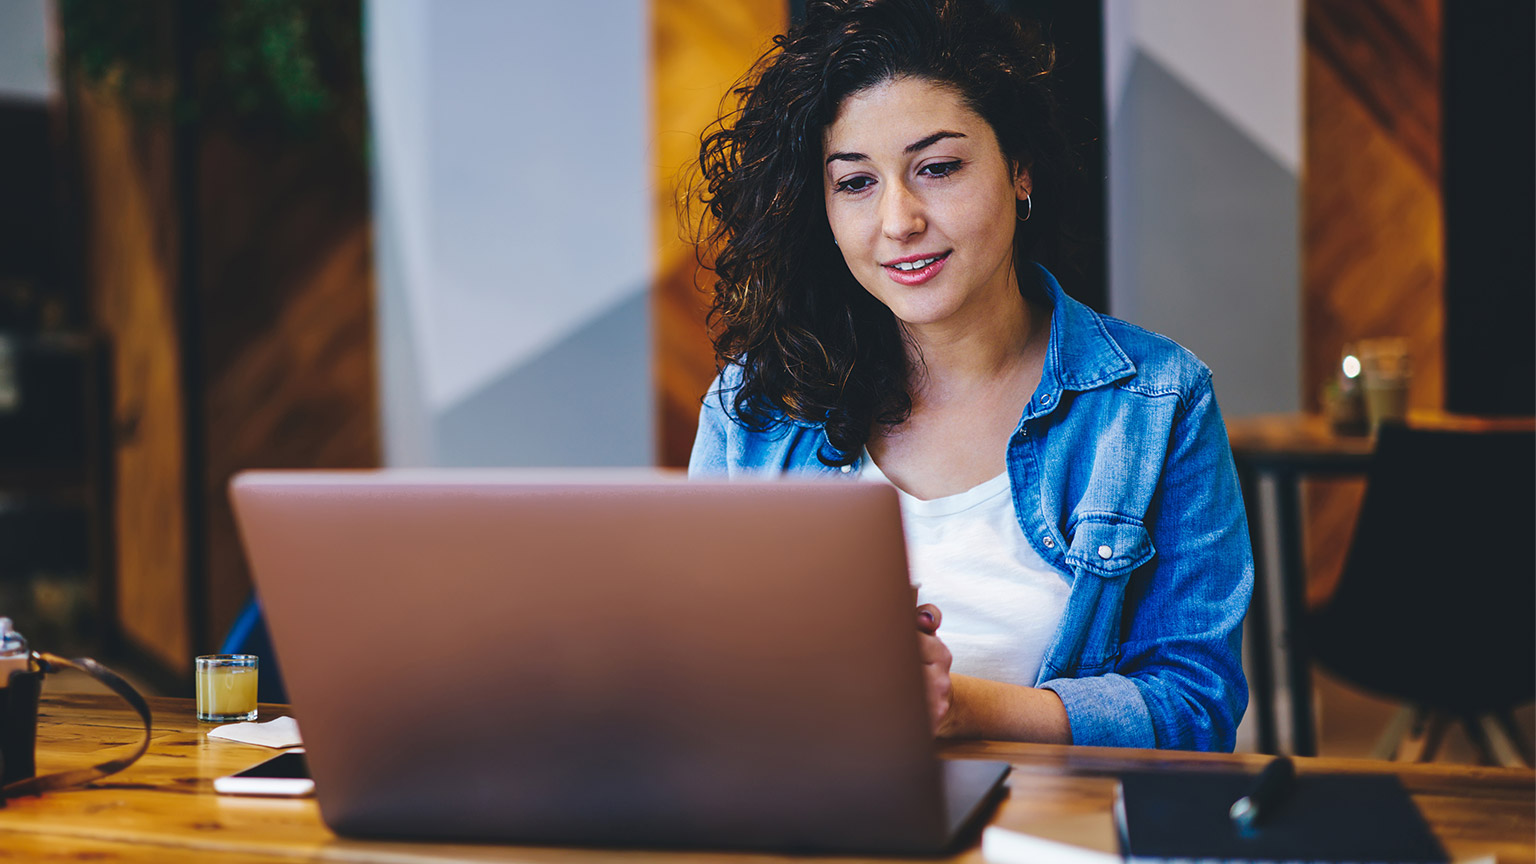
[1272,469,1316,756]
[1238,464,1278,755]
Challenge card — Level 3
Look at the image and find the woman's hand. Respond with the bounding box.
[914,604,1072,743]
[916,603,957,735]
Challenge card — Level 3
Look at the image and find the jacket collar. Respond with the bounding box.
[1035,263,1136,401]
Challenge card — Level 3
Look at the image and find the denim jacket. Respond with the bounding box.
[689,265,1252,751]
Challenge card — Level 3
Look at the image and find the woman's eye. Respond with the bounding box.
[834,176,874,193]
[920,160,963,178]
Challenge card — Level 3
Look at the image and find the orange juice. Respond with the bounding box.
[195,655,258,722]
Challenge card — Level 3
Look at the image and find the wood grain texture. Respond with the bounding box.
[0,834,301,864]
[74,87,191,673]
[1305,0,1441,183]
[653,0,786,467]
[191,0,378,649]
[1302,0,1443,607]
[194,121,379,651]
[70,0,380,663]
[4,693,1532,864]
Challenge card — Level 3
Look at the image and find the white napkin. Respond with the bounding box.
[206,715,303,748]
[981,827,1121,864]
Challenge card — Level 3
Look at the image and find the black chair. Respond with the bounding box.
[1308,422,1535,765]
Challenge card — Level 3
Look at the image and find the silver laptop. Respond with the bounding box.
[230,470,1009,854]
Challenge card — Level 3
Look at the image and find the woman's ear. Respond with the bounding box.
[1014,166,1033,201]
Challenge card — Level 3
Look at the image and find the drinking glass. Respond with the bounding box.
[195,654,259,722]
[1357,338,1411,431]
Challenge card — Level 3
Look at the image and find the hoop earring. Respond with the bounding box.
[1017,194,1032,223]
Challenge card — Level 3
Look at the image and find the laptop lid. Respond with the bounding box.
[231,470,1005,853]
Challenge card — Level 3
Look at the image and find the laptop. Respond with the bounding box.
[230,470,1010,854]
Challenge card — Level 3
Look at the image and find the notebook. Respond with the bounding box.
[1114,769,1448,863]
[230,470,1010,854]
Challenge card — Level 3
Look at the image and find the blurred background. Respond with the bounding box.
[0,0,1530,760]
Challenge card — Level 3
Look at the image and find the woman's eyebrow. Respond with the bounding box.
[904,130,966,153]
[825,130,968,166]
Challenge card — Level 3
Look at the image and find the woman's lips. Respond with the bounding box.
[883,251,951,286]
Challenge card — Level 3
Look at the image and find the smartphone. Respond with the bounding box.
[213,749,314,797]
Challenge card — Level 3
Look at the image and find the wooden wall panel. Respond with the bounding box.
[653,0,786,467]
[75,89,190,671]
[1302,0,1442,605]
[72,1,378,671]
[1304,0,1443,415]
[197,126,378,649]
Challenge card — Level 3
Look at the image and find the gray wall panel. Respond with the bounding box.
[434,289,652,467]
[1109,51,1299,416]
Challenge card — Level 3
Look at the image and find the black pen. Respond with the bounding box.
[1229,756,1295,833]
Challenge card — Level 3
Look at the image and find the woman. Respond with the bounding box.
[688,0,1252,752]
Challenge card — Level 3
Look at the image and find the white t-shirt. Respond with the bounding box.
[861,453,1071,687]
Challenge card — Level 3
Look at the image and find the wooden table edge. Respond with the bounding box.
[16,692,1533,864]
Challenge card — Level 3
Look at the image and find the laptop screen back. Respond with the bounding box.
[231,471,945,851]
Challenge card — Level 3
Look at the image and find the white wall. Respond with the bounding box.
[1107,1,1300,174]
[1105,0,1301,418]
[367,0,653,467]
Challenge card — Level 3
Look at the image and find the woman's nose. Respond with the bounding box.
[880,182,926,241]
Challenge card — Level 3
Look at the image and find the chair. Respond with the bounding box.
[1308,422,1535,766]
[221,596,288,704]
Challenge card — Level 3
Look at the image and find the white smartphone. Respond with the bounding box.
[213,749,314,797]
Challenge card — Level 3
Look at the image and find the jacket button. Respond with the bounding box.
[840,464,852,474]
[1042,536,1055,549]
[1040,393,1053,405]
[1098,545,1113,559]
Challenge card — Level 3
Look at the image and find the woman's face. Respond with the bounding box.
[822,76,1030,333]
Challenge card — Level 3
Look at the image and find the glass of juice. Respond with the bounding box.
[195,654,259,722]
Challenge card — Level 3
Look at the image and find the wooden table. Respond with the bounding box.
[3,693,1532,863]
[1227,412,1536,757]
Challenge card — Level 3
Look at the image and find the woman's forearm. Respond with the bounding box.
[941,674,1072,744]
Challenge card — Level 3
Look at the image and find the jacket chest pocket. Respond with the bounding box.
[1059,516,1155,675]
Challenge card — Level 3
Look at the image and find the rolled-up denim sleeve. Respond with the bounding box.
[1040,673,1157,748]
[1042,373,1253,751]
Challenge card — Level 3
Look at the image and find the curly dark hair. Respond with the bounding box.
[695,0,1080,466]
